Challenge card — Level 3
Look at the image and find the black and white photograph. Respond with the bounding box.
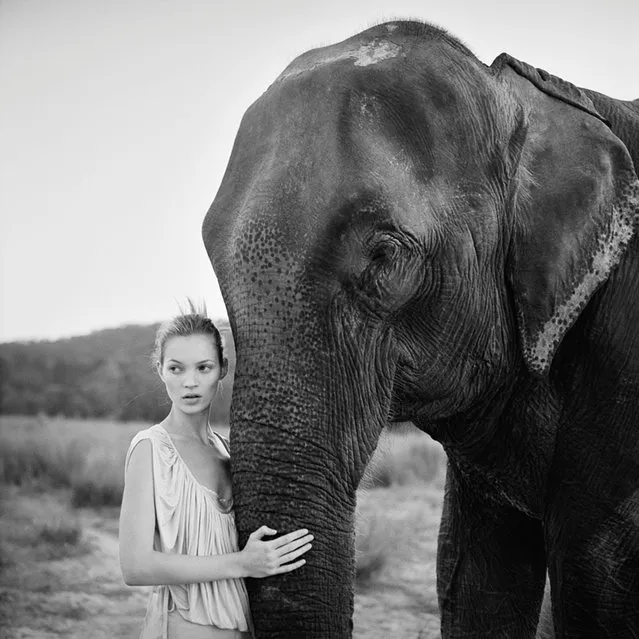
[1,0,638,637]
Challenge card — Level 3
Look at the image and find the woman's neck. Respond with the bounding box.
[164,407,210,444]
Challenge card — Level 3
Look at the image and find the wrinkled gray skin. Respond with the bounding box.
[203,21,639,639]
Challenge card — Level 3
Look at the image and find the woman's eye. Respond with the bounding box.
[199,365,212,372]
[168,366,181,373]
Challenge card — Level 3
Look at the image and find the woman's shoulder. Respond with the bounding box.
[127,424,164,446]
[124,424,171,469]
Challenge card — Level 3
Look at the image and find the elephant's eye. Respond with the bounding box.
[358,234,410,295]
[369,240,398,264]
[353,229,427,313]
[368,234,404,265]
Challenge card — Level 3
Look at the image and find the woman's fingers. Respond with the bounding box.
[271,528,310,549]
[249,525,278,540]
[274,558,306,574]
[275,533,314,557]
[278,541,313,564]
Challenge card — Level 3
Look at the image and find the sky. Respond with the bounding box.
[1,0,637,342]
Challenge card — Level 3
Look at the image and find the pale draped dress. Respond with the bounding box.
[125,424,253,639]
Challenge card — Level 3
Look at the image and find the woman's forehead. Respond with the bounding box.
[164,334,218,360]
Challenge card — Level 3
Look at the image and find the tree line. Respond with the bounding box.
[0,321,235,424]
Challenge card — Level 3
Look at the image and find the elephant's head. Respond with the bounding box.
[203,21,638,638]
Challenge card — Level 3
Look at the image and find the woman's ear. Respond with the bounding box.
[156,361,165,381]
[496,57,639,377]
[220,357,229,380]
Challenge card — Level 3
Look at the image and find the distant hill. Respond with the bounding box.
[0,321,236,424]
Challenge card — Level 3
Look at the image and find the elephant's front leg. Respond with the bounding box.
[544,478,639,637]
[437,461,547,638]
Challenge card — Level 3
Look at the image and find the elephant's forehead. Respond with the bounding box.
[277,36,404,83]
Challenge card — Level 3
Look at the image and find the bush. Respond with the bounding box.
[355,511,390,585]
[37,518,83,554]
[38,520,82,546]
[363,426,447,489]
[0,488,91,562]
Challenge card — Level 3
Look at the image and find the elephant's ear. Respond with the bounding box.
[493,53,639,377]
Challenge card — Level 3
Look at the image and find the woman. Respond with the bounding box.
[119,304,313,638]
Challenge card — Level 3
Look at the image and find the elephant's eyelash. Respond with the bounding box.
[369,241,399,262]
[367,228,423,260]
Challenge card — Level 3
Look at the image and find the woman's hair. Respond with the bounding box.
[152,299,224,368]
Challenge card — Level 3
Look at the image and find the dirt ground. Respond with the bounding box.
[0,487,147,639]
[354,484,443,639]
[0,484,443,639]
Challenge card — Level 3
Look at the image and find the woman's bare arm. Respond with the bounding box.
[118,439,312,586]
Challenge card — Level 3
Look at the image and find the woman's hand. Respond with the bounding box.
[239,526,313,578]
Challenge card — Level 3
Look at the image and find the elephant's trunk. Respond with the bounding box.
[229,334,389,638]
[232,417,356,638]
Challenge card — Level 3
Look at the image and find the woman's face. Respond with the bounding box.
[159,334,226,415]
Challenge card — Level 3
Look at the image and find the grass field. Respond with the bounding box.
[0,415,143,506]
[0,415,447,638]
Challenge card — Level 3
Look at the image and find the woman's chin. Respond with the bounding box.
[176,401,211,415]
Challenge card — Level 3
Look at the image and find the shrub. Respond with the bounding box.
[37,518,82,547]
[34,516,91,561]
[355,511,390,585]
[0,487,91,563]
[38,521,80,545]
[363,426,447,489]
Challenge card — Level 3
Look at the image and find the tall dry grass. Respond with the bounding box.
[0,415,144,507]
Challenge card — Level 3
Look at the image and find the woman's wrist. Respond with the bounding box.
[224,550,248,579]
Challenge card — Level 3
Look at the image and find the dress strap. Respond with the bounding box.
[210,429,231,457]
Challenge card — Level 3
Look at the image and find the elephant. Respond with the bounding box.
[202,20,639,639]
